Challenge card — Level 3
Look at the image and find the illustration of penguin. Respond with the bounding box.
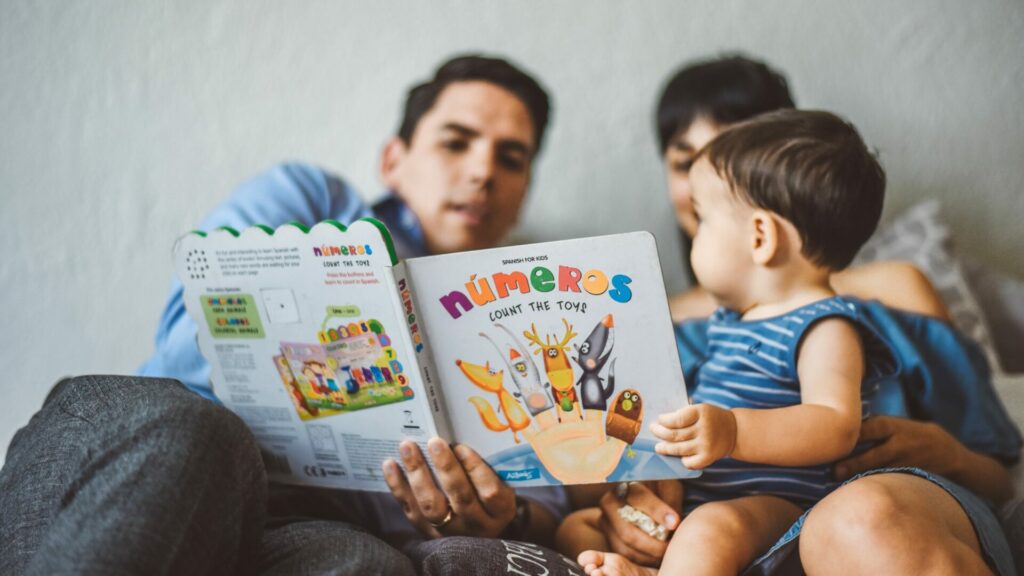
[606,389,643,457]
[573,314,616,410]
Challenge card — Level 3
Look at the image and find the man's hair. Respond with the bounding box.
[397,54,551,154]
[656,55,794,154]
[698,109,886,271]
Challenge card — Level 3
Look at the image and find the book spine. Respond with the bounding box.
[386,262,454,440]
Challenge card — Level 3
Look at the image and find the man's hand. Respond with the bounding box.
[833,415,963,480]
[596,481,683,566]
[650,403,737,469]
[382,437,516,539]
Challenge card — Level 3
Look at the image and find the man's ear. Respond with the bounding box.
[750,210,780,266]
[379,137,407,190]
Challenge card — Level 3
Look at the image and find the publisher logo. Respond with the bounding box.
[499,468,541,482]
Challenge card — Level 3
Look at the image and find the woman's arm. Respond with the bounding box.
[669,261,951,323]
[833,415,1014,505]
[831,261,951,321]
[667,286,718,322]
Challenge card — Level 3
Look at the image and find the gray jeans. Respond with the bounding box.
[0,376,578,575]
[0,376,412,575]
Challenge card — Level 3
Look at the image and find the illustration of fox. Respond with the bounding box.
[457,359,531,444]
[573,314,617,411]
[479,323,553,416]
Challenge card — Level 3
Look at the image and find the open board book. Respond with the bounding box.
[176,219,699,491]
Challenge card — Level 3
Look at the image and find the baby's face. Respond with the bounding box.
[688,157,754,309]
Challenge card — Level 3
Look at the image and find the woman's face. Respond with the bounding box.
[663,115,722,237]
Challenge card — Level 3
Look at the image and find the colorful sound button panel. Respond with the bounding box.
[201,294,265,338]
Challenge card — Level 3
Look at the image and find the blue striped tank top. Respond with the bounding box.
[684,296,897,510]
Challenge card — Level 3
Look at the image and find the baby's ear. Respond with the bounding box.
[749,210,780,266]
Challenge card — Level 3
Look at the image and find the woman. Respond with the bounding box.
[659,56,949,324]
[585,56,1019,575]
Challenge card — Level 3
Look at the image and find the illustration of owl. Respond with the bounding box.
[605,389,643,453]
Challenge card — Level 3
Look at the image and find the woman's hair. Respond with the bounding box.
[656,55,794,154]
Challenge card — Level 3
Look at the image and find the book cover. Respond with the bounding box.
[404,232,699,486]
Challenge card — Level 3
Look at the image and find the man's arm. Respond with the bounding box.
[654,318,865,468]
[138,164,368,394]
[834,415,1014,505]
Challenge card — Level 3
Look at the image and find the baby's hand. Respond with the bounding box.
[650,404,737,469]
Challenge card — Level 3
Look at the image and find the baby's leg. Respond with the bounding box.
[556,507,609,559]
[660,495,801,575]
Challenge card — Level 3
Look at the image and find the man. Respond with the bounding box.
[1,55,581,576]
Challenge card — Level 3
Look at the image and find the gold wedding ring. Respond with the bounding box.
[429,507,455,529]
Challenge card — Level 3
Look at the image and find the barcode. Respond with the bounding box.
[260,449,292,475]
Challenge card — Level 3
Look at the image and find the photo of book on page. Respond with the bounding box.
[174,218,699,492]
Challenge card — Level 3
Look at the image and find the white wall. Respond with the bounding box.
[2,0,1023,463]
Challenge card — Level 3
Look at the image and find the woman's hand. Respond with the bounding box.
[596,480,683,566]
[383,438,516,539]
[834,415,1013,504]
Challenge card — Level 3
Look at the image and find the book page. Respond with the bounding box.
[406,232,699,486]
[175,220,438,491]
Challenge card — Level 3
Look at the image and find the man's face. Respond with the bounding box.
[382,81,535,254]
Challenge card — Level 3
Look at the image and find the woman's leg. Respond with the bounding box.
[557,508,610,560]
[800,473,992,575]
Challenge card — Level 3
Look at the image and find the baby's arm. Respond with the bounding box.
[654,318,864,468]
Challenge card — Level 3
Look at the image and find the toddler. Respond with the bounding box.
[560,109,896,575]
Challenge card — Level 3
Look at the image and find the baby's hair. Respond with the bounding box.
[698,110,885,270]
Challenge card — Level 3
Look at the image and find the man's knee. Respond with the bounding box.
[46,375,192,419]
[800,475,988,574]
[802,476,909,552]
[47,376,263,483]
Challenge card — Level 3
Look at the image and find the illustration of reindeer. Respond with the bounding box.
[479,323,553,416]
[523,319,582,422]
